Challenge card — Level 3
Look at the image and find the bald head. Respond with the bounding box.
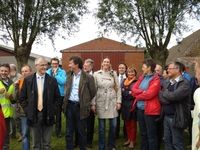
[155,64,162,75]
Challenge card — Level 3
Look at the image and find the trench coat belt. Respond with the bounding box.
[97,87,113,93]
[98,87,109,110]
[97,88,113,109]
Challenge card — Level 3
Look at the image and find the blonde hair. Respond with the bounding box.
[101,56,112,70]
[127,66,137,77]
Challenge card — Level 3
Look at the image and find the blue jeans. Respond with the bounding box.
[21,116,30,150]
[65,103,87,150]
[137,109,158,150]
[164,116,184,150]
[98,118,117,150]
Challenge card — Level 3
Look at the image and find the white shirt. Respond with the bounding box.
[170,75,181,85]
[118,74,126,84]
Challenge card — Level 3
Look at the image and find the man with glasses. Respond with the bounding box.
[83,59,95,148]
[20,57,61,149]
[159,61,190,150]
[46,57,66,138]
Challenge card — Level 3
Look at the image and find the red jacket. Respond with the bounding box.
[0,106,6,149]
[130,73,161,115]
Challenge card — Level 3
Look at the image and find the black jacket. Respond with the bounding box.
[121,78,137,120]
[158,75,190,129]
[20,73,61,126]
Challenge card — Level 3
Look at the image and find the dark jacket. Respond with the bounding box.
[20,73,61,126]
[63,70,96,120]
[158,75,190,129]
[121,78,137,120]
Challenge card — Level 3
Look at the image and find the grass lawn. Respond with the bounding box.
[10,114,190,150]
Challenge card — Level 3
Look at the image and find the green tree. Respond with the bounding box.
[96,0,200,67]
[0,0,88,71]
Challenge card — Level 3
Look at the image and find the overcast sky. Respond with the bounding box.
[32,1,200,59]
[1,1,200,59]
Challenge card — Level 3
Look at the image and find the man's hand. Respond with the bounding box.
[0,88,5,94]
[5,92,13,99]
[91,105,96,114]
[53,68,58,76]
[14,80,20,87]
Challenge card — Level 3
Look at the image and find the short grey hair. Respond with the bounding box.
[10,64,17,71]
[85,59,94,67]
[168,61,182,73]
[35,57,46,65]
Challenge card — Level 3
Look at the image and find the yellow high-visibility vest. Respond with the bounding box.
[0,81,14,118]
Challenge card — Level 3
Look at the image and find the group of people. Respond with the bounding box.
[0,58,66,150]
[0,55,200,150]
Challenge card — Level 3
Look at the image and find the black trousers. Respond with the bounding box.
[86,111,95,145]
[74,111,95,146]
[55,96,64,134]
[116,109,127,139]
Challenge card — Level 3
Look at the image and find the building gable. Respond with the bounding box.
[166,29,200,64]
[61,37,141,51]
[61,37,144,75]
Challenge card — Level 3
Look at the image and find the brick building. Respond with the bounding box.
[0,44,53,72]
[61,37,144,75]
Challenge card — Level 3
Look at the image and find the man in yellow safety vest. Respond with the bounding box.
[0,63,14,150]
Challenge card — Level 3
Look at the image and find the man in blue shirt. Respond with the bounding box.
[46,57,66,138]
[63,56,96,150]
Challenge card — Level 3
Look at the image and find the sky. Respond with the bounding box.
[1,1,200,59]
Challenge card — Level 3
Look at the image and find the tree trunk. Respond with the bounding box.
[13,45,32,72]
[149,46,169,69]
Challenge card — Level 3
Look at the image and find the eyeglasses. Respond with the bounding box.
[38,64,48,67]
[167,68,177,70]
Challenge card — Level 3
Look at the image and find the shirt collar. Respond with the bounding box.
[88,70,93,75]
[170,75,181,85]
[73,70,82,77]
[36,73,45,79]
[120,74,126,78]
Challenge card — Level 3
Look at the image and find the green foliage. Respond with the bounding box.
[0,0,89,45]
[0,0,89,71]
[95,0,200,66]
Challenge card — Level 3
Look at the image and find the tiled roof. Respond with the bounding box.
[178,57,196,63]
[0,44,52,62]
[166,29,200,63]
[61,37,142,52]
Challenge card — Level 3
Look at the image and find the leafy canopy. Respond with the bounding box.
[0,0,89,47]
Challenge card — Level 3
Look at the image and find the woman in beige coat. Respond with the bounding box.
[91,56,121,150]
[192,57,200,150]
